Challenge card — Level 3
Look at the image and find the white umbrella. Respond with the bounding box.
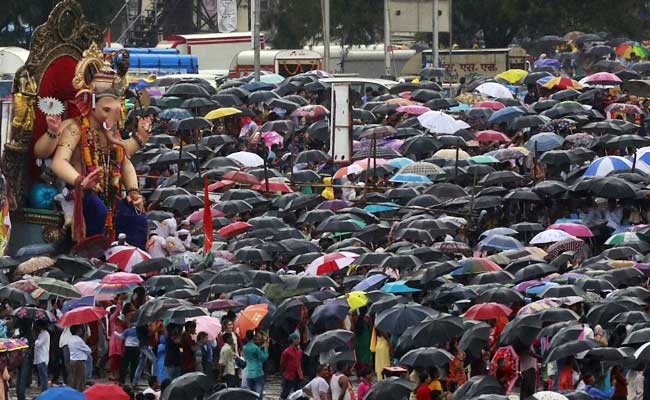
[227,151,265,167]
[476,82,513,98]
[417,111,470,134]
[532,392,569,400]
[530,229,576,245]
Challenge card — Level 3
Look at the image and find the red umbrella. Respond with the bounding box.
[251,181,294,193]
[85,384,129,400]
[475,130,511,143]
[208,179,235,191]
[100,272,143,285]
[218,222,253,239]
[463,302,512,320]
[473,101,505,111]
[222,170,260,185]
[59,306,108,326]
[306,252,359,275]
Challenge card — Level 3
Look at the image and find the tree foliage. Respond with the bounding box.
[266,0,384,49]
[0,0,121,47]
[452,0,650,48]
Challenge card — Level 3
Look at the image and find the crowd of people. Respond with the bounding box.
[7,32,650,400]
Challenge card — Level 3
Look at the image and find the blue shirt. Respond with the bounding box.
[243,341,268,379]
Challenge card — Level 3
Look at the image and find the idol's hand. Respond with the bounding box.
[137,116,153,135]
[81,168,103,190]
[46,115,62,136]
[128,191,144,212]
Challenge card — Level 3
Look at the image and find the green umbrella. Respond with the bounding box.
[469,155,500,164]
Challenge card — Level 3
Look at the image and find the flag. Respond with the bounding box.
[203,176,213,254]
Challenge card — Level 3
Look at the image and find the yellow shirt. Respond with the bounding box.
[374,336,391,381]
[429,379,442,392]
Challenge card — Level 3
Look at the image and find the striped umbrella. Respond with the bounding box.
[584,156,632,177]
[105,246,151,272]
[306,252,359,275]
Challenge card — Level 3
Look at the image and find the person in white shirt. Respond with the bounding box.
[146,232,168,258]
[68,325,92,392]
[33,321,50,392]
[142,376,161,400]
[303,364,330,400]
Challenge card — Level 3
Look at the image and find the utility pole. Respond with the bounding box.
[252,0,261,81]
[322,0,331,73]
[384,0,392,77]
[448,0,453,83]
[432,0,439,68]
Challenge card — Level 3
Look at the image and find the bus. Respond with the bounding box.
[229,49,322,78]
[156,32,265,71]
[401,47,528,80]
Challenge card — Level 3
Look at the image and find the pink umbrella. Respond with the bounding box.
[476,130,511,143]
[190,316,222,341]
[517,298,561,316]
[147,88,162,96]
[353,158,389,168]
[473,101,505,111]
[399,91,412,100]
[101,272,144,285]
[382,139,404,151]
[105,246,151,272]
[261,131,284,148]
[74,281,114,301]
[396,105,430,115]
[583,72,622,85]
[548,222,593,237]
[188,208,225,224]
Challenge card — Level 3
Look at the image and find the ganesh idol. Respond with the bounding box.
[46,43,149,248]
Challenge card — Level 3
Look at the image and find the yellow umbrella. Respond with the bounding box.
[204,107,242,120]
[345,291,368,310]
[433,148,470,160]
[495,69,528,84]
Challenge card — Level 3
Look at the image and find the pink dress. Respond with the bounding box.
[108,304,125,358]
[358,381,372,400]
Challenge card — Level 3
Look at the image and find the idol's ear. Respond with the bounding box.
[75,89,94,116]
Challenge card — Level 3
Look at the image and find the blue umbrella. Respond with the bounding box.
[159,107,193,120]
[525,132,565,152]
[352,274,389,292]
[364,202,400,214]
[241,81,276,92]
[487,106,527,125]
[62,296,94,313]
[534,59,562,68]
[388,157,415,169]
[525,282,559,295]
[389,173,432,184]
[311,299,350,331]
[232,294,272,306]
[381,280,421,293]
[535,75,554,86]
[478,234,524,251]
[37,387,85,400]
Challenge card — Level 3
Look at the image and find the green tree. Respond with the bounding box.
[266,0,383,49]
[0,0,121,47]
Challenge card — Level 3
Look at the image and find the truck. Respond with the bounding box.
[229,49,322,78]
[156,32,264,73]
[400,47,528,80]
[104,47,199,76]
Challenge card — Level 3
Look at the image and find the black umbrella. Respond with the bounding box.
[234,246,271,263]
[540,285,585,298]
[586,347,632,361]
[160,194,203,214]
[365,377,416,400]
[549,324,584,348]
[131,258,173,275]
[475,286,523,304]
[623,327,650,346]
[411,89,442,102]
[13,306,54,321]
[214,200,254,215]
[53,255,95,276]
[295,150,329,164]
[146,275,196,293]
[164,83,211,98]
[304,329,353,356]
[248,90,279,104]
[281,275,337,290]
[587,300,645,326]
[459,322,490,359]
[514,263,558,283]
[375,303,436,334]
[148,187,191,203]
[399,347,454,368]
[452,375,505,400]
[499,314,542,349]
[537,321,577,339]
[546,339,599,362]
[160,372,212,400]
[0,287,35,305]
